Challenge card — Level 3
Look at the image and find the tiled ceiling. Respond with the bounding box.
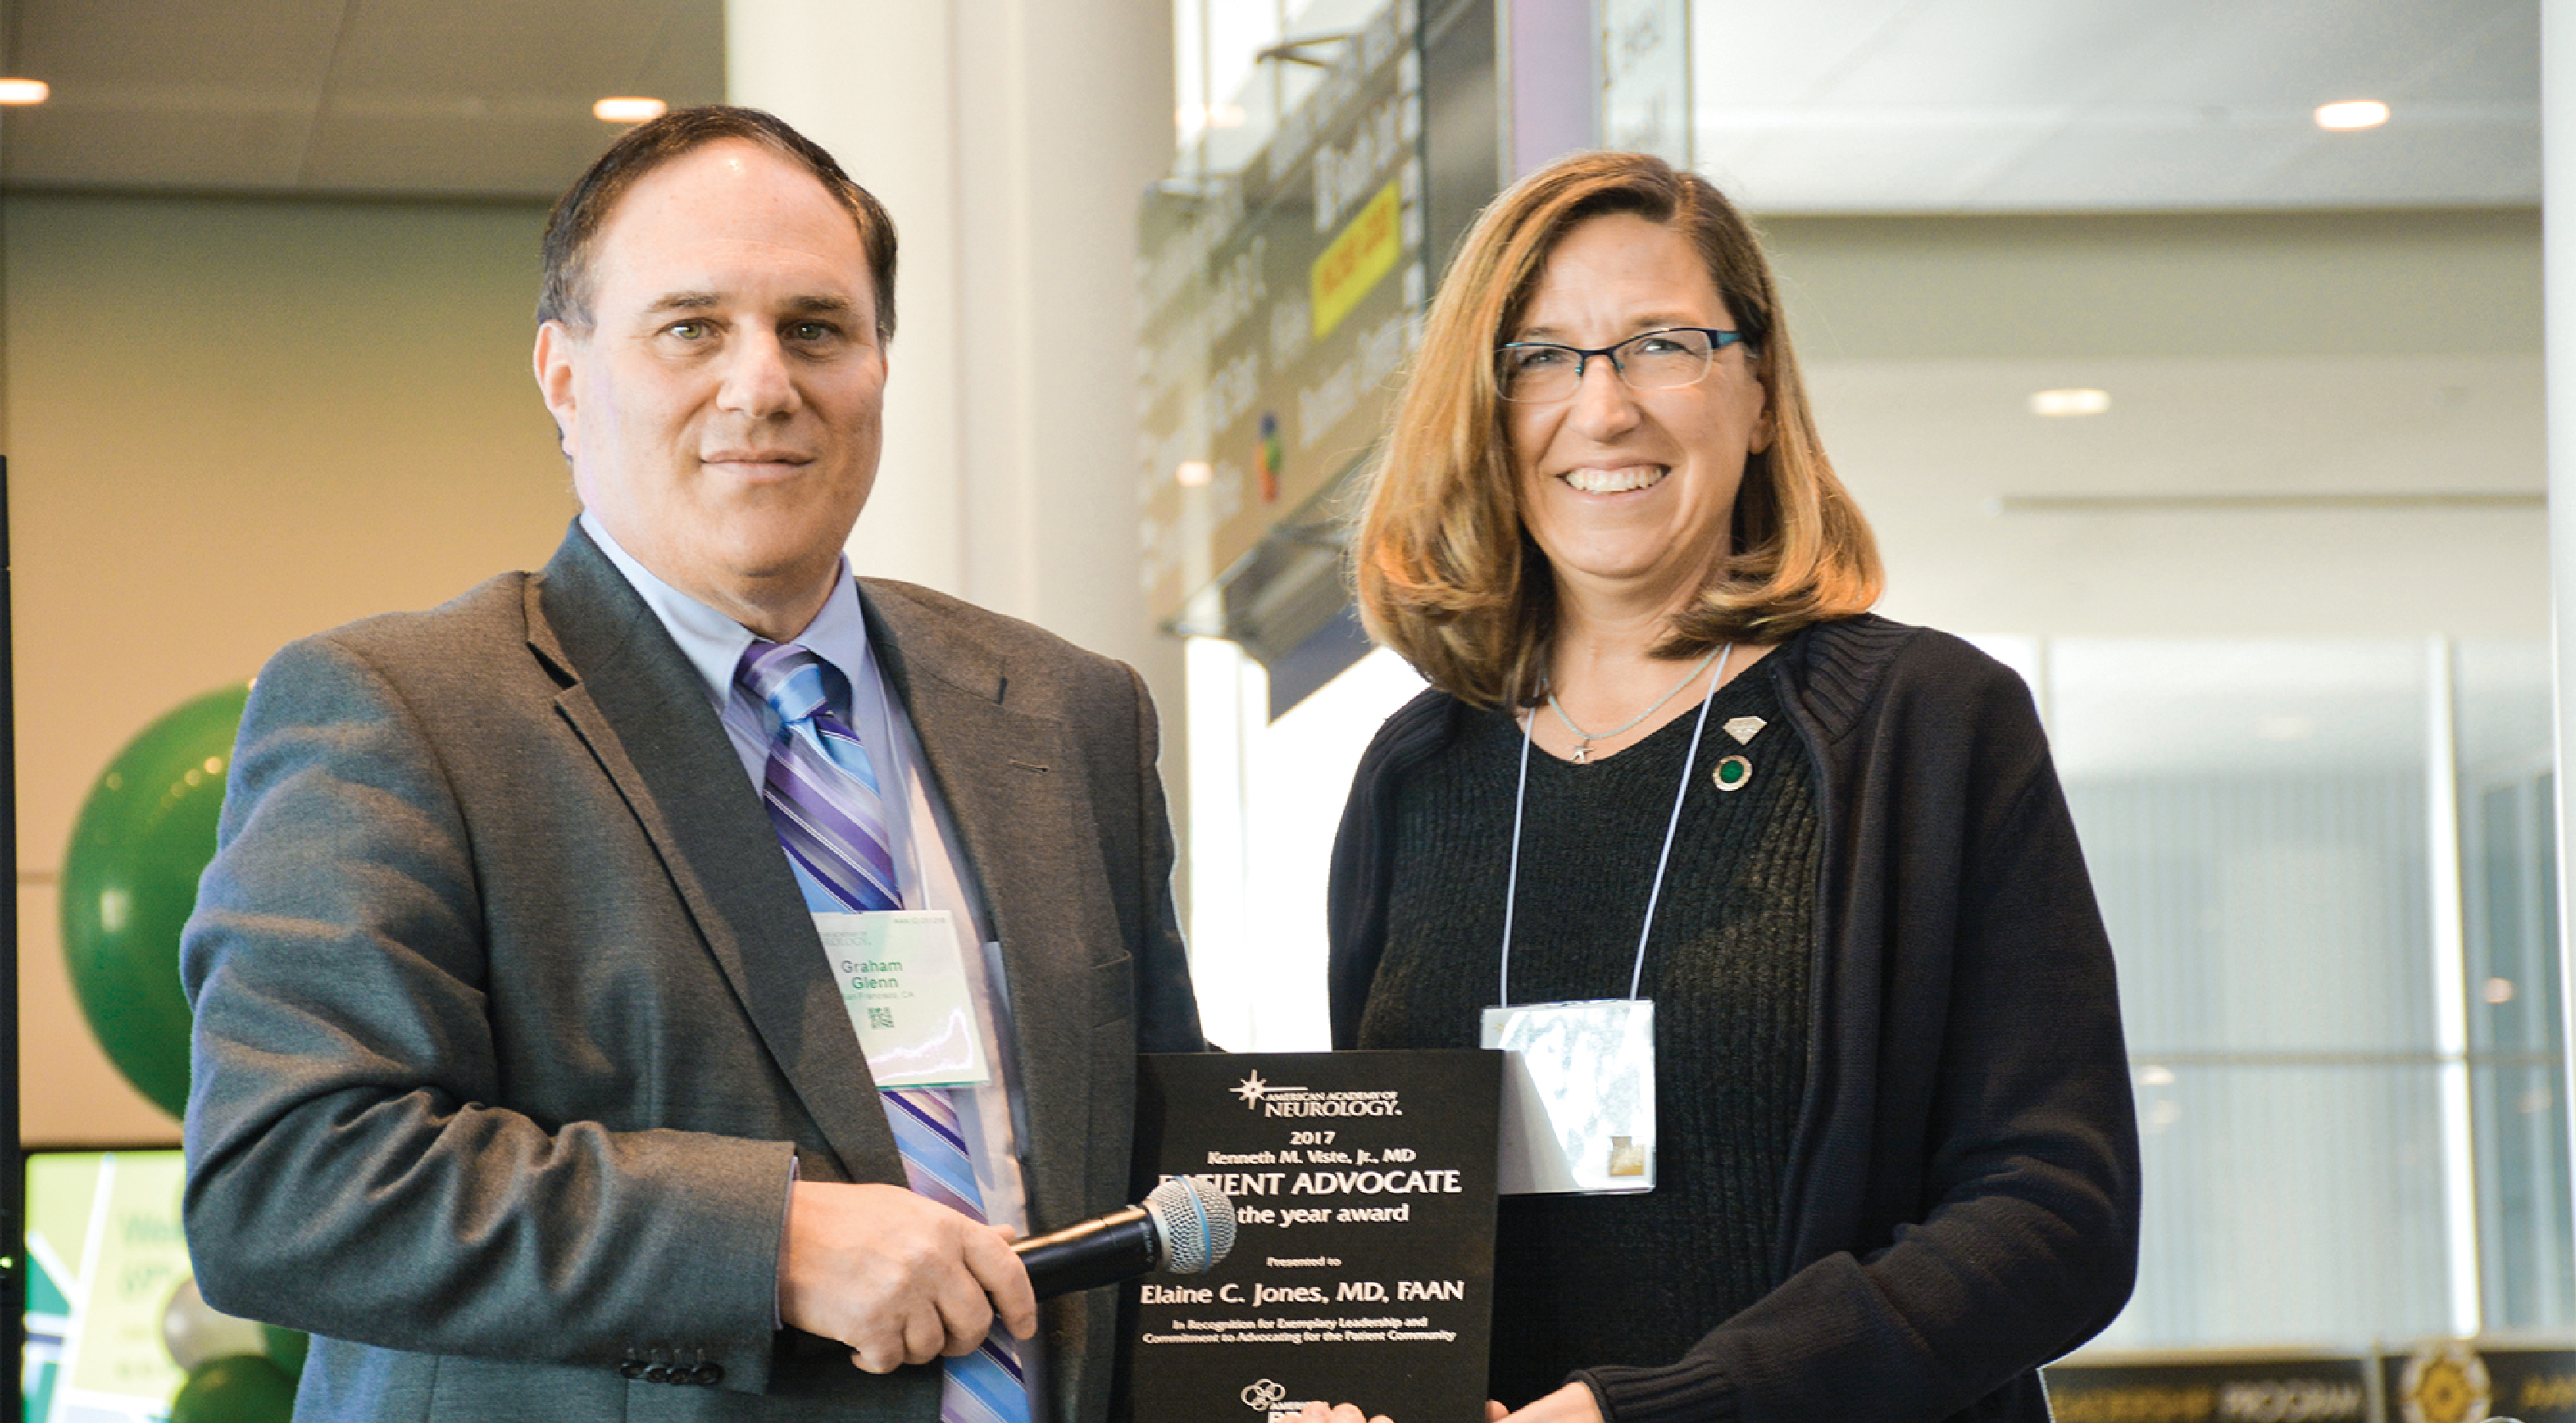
[1694,0,2539,212]
[0,0,724,197]
[0,1,2538,206]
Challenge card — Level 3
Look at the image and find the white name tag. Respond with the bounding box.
[1480,998,1655,1195]
[815,910,993,1088]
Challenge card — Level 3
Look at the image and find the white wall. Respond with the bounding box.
[7,193,576,1143]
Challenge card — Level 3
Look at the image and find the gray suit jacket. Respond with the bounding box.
[181,523,1204,1421]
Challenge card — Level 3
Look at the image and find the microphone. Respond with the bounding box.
[1012,1176,1237,1300]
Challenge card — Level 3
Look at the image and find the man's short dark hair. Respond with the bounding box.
[538,104,898,341]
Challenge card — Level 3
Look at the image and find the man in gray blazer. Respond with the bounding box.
[181,106,1205,1420]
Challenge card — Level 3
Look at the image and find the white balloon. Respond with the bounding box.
[161,1277,269,1370]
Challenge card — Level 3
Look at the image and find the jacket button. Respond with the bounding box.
[691,1362,724,1386]
[644,1364,674,1385]
[617,1358,647,1380]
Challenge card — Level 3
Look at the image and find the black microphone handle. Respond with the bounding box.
[1012,1205,1158,1300]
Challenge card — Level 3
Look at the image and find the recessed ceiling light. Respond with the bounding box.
[1175,460,1214,488]
[2314,100,2389,131]
[593,97,667,124]
[2029,387,2111,417]
[0,77,49,105]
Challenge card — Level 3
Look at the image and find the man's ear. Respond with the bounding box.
[533,319,583,460]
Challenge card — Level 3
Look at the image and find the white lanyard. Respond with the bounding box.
[1496,644,1733,1006]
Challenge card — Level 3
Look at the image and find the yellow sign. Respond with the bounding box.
[2049,1386,2212,1423]
[1311,180,1402,342]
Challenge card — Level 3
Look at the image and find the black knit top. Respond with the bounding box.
[1353,669,1818,1414]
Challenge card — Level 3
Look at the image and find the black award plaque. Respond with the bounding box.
[1126,1050,1502,1423]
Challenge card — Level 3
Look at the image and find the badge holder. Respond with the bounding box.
[814,908,994,1088]
[1481,998,1655,1193]
[1484,647,1730,1195]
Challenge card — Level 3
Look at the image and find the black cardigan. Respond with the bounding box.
[1326,616,2141,1423]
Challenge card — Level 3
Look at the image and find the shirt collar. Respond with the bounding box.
[578,510,874,705]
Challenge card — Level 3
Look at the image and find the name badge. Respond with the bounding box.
[814,910,993,1088]
[1479,998,1654,1195]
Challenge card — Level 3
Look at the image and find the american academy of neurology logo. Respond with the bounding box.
[1231,1071,1404,1118]
[1233,1071,1303,1109]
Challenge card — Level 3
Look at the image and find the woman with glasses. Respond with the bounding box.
[1329,150,2139,1422]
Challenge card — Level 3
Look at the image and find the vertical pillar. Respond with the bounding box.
[950,0,1176,670]
[1499,0,1596,178]
[2541,0,2576,1306]
[725,0,1180,692]
[2427,637,2481,1336]
[728,0,967,601]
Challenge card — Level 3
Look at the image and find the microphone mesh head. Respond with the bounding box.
[1142,1176,1237,1274]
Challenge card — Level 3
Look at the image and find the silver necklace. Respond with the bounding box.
[1545,643,1731,764]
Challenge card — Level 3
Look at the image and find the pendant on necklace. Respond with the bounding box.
[1571,739,1593,765]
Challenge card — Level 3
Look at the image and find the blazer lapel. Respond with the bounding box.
[859,581,1109,1233]
[526,526,900,1185]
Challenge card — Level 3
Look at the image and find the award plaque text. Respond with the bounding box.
[1126,1050,1502,1423]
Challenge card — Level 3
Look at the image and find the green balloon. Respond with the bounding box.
[169,1352,297,1423]
[260,1323,309,1379]
[60,683,251,1118]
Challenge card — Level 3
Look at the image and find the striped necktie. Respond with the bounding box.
[732,639,1031,1423]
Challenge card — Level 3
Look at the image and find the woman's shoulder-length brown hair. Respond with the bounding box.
[1350,150,1881,710]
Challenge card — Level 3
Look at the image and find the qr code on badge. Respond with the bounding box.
[868,1007,894,1031]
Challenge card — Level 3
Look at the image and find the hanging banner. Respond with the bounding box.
[1135,0,1429,624]
[1599,0,1690,167]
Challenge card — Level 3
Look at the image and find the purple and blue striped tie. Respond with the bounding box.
[732,639,1030,1423]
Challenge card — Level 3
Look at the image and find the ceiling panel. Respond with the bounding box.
[2409,1,2542,104]
[296,106,636,195]
[330,0,675,99]
[1971,128,2302,212]
[1688,0,1933,108]
[2257,121,2539,206]
[0,0,2540,209]
[2,96,314,187]
[10,0,343,89]
[634,0,726,101]
[1694,0,2540,213]
[1802,0,2193,110]
[0,0,723,197]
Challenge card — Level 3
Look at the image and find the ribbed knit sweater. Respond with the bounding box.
[1329,618,2141,1423]
[1353,671,1816,1413]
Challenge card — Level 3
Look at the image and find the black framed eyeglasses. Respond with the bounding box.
[1494,327,1753,403]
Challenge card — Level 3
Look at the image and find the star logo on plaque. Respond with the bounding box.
[1232,1071,1271,1107]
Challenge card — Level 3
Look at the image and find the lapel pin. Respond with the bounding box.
[1712,754,1752,793]
[1723,715,1766,746]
